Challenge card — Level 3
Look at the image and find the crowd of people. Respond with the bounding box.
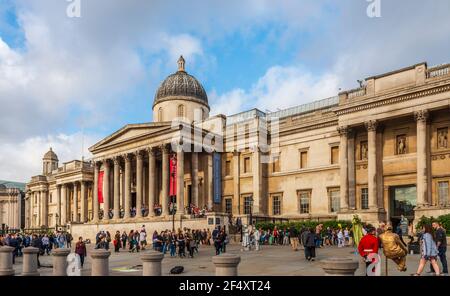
[0,231,75,267]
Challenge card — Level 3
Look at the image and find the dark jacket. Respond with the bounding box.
[31,238,42,249]
[304,232,316,247]
[75,242,87,256]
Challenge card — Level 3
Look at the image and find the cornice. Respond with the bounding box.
[335,82,450,116]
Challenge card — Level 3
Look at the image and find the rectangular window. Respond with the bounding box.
[438,181,449,205]
[300,151,308,168]
[225,198,232,214]
[361,188,369,209]
[49,193,52,204]
[329,189,340,213]
[244,157,251,173]
[225,160,231,176]
[272,195,281,215]
[244,196,253,214]
[298,191,310,214]
[331,146,339,164]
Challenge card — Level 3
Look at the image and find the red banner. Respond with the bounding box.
[98,171,104,204]
[169,154,177,196]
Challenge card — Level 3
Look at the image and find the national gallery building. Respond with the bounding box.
[26,57,450,238]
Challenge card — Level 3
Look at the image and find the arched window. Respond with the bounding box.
[177,104,185,117]
[158,107,163,121]
[202,107,207,120]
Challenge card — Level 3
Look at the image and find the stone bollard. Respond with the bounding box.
[90,249,111,276]
[212,254,241,276]
[52,248,71,276]
[22,247,40,276]
[320,257,359,276]
[0,246,15,276]
[141,251,164,276]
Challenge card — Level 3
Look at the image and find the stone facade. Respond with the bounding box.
[0,181,25,229]
[26,59,450,238]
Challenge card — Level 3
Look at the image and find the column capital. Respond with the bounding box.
[92,160,102,169]
[123,153,132,162]
[135,150,144,160]
[364,120,378,132]
[414,109,429,122]
[337,126,352,136]
[147,147,155,156]
[160,144,169,153]
[112,156,121,165]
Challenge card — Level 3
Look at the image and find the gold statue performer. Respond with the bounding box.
[379,225,408,272]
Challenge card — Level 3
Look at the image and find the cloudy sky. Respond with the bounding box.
[0,0,450,182]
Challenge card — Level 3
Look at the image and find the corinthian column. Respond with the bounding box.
[192,152,199,207]
[73,182,79,222]
[161,145,170,216]
[93,161,101,222]
[365,120,378,209]
[415,110,430,207]
[136,151,143,218]
[337,126,350,211]
[113,157,121,219]
[103,160,111,220]
[56,185,61,226]
[148,148,156,217]
[61,184,67,225]
[80,181,87,223]
[207,153,213,211]
[42,190,48,227]
[124,154,132,219]
[176,149,185,215]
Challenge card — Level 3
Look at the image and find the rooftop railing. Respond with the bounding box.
[267,96,339,119]
[426,64,450,79]
[347,87,366,99]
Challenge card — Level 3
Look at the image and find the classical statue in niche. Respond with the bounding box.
[438,128,448,149]
[360,141,368,160]
[397,135,407,155]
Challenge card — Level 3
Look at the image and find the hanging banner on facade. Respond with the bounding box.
[98,171,104,204]
[169,154,177,197]
[213,152,222,204]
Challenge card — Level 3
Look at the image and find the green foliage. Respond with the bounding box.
[255,220,352,234]
[415,214,450,235]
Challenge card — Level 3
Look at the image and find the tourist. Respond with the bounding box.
[254,228,261,251]
[344,227,350,247]
[42,234,50,255]
[75,237,87,268]
[121,231,128,250]
[413,224,440,276]
[302,228,316,261]
[114,231,121,252]
[358,226,379,276]
[139,228,147,250]
[177,233,186,257]
[169,233,177,257]
[8,234,19,264]
[431,222,448,275]
[30,234,42,268]
[337,228,345,247]
[66,232,73,248]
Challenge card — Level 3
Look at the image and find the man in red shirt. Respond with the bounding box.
[358,226,379,275]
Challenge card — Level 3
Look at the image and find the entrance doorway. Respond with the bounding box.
[187,185,192,206]
[389,185,416,230]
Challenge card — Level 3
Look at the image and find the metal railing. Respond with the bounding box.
[267,96,339,120]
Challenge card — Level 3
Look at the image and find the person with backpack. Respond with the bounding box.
[121,231,127,250]
[31,234,42,268]
[66,232,73,248]
[177,233,186,257]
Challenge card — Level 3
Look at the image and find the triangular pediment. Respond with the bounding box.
[89,122,172,152]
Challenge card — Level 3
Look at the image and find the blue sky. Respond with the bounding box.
[1,0,450,181]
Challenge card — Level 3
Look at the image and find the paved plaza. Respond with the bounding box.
[10,242,449,276]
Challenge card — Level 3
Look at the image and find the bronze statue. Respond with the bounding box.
[379,225,408,271]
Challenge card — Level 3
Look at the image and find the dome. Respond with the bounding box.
[43,147,58,160]
[153,56,209,109]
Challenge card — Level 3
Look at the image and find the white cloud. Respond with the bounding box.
[0,132,101,182]
[210,65,340,115]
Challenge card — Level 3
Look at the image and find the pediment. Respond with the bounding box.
[89,122,172,152]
